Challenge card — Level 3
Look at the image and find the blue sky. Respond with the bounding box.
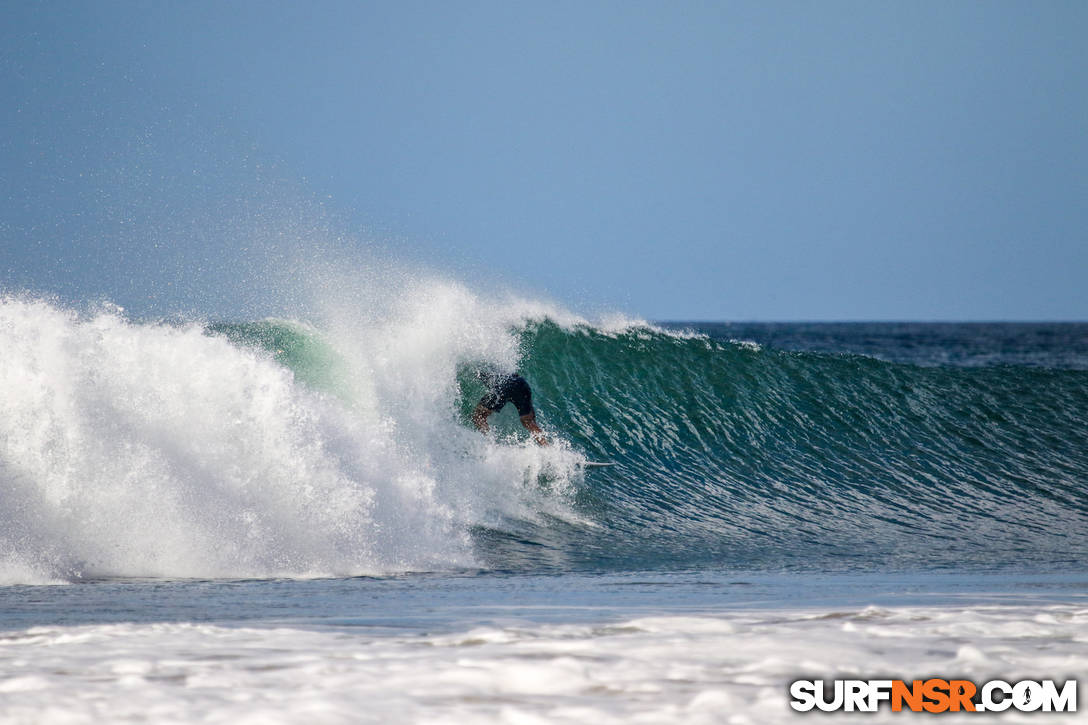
[2,1,1086,320]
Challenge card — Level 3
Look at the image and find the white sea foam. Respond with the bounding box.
[0,604,1083,723]
[0,288,591,584]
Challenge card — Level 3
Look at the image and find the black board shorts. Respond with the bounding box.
[479,374,535,417]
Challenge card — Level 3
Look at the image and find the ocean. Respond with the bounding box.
[1,288,1086,723]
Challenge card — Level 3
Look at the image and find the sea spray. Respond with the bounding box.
[0,292,588,583]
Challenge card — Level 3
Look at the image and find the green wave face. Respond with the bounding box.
[509,321,1088,573]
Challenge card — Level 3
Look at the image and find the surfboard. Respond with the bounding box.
[583,461,616,469]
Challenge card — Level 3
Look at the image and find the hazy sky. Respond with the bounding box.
[2,1,1086,320]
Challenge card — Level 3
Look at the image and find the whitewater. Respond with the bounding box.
[0,283,598,583]
[1,281,1087,723]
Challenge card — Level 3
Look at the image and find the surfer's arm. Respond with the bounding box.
[520,413,549,446]
[472,404,492,433]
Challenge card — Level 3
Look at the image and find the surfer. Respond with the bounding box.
[472,369,549,446]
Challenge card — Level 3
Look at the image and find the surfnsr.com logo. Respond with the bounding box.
[789,679,1077,713]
